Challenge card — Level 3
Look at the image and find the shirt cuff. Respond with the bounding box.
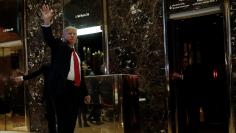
[41,24,51,27]
[19,76,24,81]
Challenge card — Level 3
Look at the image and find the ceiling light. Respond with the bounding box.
[77,26,102,36]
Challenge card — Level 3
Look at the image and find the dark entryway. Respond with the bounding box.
[77,32,104,75]
[168,13,229,133]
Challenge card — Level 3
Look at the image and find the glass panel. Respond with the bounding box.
[0,0,27,131]
[0,43,27,131]
[75,75,140,133]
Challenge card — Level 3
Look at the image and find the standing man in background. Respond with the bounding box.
[40,4,91,133]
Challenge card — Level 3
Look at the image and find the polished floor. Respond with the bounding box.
[0,112,228,133]
[74,121,123,133]
[0,113,123,133]
[0,113,27,132]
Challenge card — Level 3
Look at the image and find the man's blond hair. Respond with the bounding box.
[62,26,77,42]
[63,26,77,34]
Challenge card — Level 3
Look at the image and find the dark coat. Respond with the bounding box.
[41,26,88,97]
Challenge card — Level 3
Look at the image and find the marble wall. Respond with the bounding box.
[230,0,236,131]
[25,0,63,132]
[23,0,236,132]
[106,0,168,132]
[24,0,167,132]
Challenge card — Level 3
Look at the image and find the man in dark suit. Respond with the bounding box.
[40,4,91,133]
[15,63,57,133]
[172,57,203,133]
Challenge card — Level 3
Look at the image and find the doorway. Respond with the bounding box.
[168,12,229,133]
[77,32,104,75]
[0,0,28,131]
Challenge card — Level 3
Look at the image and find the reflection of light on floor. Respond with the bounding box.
[0,114,124,133]
[0,131,28,133]
[0,114,27,132]
[74,121,124,133]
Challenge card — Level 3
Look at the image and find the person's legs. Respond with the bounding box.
[188,100,200,133]
[177,95,188,133]
[54,95,65,133]
[45,98,57,133]
[78,108,83,127]
[81,104,89,127]
[88,104,95,122]
[78,95,90,127]
[55,83,80,133]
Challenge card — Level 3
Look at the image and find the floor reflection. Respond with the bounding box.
[0,114,122,133]
[74,121,123,133]
[0,113,27,131]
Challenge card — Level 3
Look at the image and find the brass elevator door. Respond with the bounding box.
[168,13,229,133]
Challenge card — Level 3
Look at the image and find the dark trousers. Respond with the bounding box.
[88,104,101,122]
[177,87,200,133]
[78,101,88,127]
[44,97,57,133]
[54,81,80,133]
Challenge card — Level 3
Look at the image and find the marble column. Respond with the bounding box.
[230,0,236,131]
[25,0,63,132]
[106,0,168,132]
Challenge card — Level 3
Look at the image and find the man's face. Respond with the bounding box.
[64,28,77,46]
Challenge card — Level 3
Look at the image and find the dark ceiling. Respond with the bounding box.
[0,0,19,28]
[0,0,102,42]
[64,0,102,28]
[0,0,22,43]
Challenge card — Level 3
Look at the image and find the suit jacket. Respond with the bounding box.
[41,26,88,97]
[23,63,50,80]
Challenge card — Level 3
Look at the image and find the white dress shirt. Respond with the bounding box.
[67,50,81,81]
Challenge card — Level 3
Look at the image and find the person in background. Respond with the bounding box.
[172,57,203,133]
[40,4,91,133]
[0,74,10,114]
[78,97,90,128]
[88,80,103,125]
[15,63,57,133]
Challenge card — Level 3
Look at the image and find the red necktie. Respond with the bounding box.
[72,48,81,87]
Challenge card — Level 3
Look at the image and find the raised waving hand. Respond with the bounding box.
[40,4,53,25]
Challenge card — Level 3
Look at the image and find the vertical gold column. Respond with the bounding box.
[223,0,234,132]
[102,0,110,74]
